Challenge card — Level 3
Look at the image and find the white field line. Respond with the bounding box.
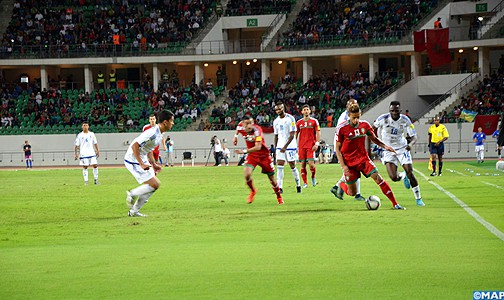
[482,181,504,190]
[446,168,467,176]
[416,170,504,242]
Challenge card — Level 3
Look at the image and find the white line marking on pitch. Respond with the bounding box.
[416,170,504,242]
[446,168,467,176]
[482,181,504,190]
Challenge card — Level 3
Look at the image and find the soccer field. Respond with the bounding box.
[0,161,503,299]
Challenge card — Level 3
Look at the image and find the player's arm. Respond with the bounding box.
[368,131,396,154]
[236,139,262,154]
[274,134,278,150]
[282,131,295,152]
[334,141,348,173]
[162,138,167,151]
[132,142,150,170]
[74,145,79,160]
[313,127,321,151]
[233,128,240,146]
[428,132,432,146]
[94,142,100,158]
[406,135,417,151]
[147,151,162,173]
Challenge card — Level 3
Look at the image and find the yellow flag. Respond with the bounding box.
[428,157,433,171]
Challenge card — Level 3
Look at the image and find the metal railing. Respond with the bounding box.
[361,73,413,114]
[413,72,480,121]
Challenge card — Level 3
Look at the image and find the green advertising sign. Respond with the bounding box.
[247,18,258,27]
[476,3,488,12]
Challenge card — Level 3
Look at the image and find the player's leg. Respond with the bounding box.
[287,151,301,193]
[308,159,317,186]
[480,146,485,163]
[25,156,29,168]
[28,157,32,168]
[130,176,160,216]
[430,151,438,176]
[275,149,285,192]
[475,146,480,162]
[369,171,405,209]
[261,158,282,204]
[300,161,308,188]
[243,166,256,203]
[403,163,424,206]
[498,146,502,160]
[82,162,89,185]
[91,157,99,184]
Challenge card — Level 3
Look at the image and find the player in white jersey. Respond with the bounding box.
[124,110,174,217]
[330,99,366,201]
[372,101,425,206]
[273,102,301,193]
[74,122,100,185]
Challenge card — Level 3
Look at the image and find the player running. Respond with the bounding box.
[273,102,302,193]
[235,115,284,205]
[372,101,425,206]
[473,126,486,163]
[334,103,406,210]
[330,98,366,201]
[296,104,321,188]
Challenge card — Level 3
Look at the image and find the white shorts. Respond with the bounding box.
[276,149,298,162]
[125,161,155,184]
[381,147,413,167]
[475,145,484,152]
[79,156,98,166]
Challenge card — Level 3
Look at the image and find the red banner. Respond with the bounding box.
[426,28,451,67]
[473,115,500,135]
[414,30,425,52]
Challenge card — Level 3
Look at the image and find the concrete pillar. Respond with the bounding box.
[40,66,48,91]
[478,47,490,76]
[410,52,421,78]
[153,63,159,92]
[302,58,312,83]
[369,53,379,82]
[194,63,204,87]
[84,65,93,93]
[261,59,270,84]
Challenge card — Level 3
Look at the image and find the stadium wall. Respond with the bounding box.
[0,122,499,167]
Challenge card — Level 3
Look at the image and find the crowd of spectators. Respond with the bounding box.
[1,0,216,57]
[225,0,293,16]
[208,66,401,130]
[443,71,504,123]
[280,0,438,48]
[0,76,215,133]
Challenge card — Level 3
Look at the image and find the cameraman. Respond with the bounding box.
[212,135,223,166]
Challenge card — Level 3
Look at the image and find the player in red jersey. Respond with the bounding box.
[296,104,321,188]
[235,115,284,204]
[334,104,406,210]
[143,114,164,167]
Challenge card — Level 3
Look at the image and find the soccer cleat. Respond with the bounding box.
[416,198,426,206]
[277,197,284,205]
[247,189,257,204]
[94,179,100,185]
[402,175,411,189]
[279,188,283,194]
[393,204,406,210]
[438,172,442,176]
[330,185,344,200]
[128,210,147,217]
[312,178,317,187]
[354,194,366,201]
[302,183,308,188]
[126,191,135,209]
[430,172,436,176]
[296,186,302,193]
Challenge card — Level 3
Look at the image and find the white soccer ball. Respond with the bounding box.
[365,195,381,210]
[496,160,504,171]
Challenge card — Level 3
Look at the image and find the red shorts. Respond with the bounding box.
[245,155,275,175]
[298,147,315,162]
[344,158,377,184]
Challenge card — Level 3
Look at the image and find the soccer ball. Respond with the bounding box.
[365,195,381,210]
[496,160,504,171]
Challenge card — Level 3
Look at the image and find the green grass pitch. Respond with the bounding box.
[0,161,503,299]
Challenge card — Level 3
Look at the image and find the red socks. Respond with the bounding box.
[377,179,398,206]
[246,179,256,192]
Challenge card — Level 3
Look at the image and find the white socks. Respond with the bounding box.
[277,165,284,189]
[292,167,301,187]
[355,178,361,195]
[83,169,88,182]
[133,192,154,212]
[130,184,156,197]
[93,167,99,180]
[412,186,421,200]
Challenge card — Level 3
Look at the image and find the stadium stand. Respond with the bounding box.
[225,0,294,16]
